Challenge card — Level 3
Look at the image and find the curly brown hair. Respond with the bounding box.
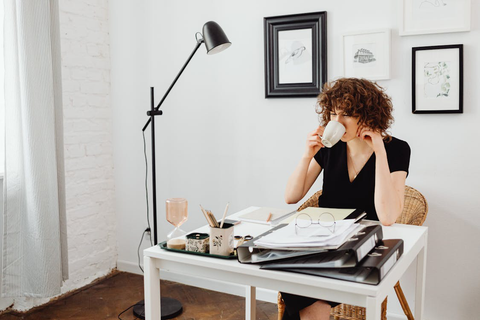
[316,78,394,139]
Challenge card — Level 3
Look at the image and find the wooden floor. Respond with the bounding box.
[0,271,278,320]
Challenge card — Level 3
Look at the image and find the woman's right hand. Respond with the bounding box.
[304,126,325,158]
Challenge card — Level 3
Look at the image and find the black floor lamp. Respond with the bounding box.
[133,21,231,320]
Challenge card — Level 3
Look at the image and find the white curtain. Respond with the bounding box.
[2,0,68,297]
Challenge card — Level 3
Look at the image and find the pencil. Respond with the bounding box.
[220,202,230,228]
[200,204,214,227]
[266,212,272,223]
[208,209,219,228]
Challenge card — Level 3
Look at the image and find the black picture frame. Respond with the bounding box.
[264,12,327,98]
[412,44,463,114]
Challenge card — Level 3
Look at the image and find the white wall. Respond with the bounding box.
[111,1,480,319]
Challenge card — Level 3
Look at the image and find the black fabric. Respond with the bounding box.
[281,137,410,318]
[314,137,411,221]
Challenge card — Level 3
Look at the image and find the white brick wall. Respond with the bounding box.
[59,0,117,297]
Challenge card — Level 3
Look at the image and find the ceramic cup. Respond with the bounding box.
[209,223,234,256]
[320,121,346,148]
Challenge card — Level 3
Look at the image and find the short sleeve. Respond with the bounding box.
[313,148,324,168]
[386,138,411,175]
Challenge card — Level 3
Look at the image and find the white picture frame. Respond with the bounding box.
[399,0,471,36]
[342,29,390,81]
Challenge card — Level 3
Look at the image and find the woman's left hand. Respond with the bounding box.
[357,127,385,154]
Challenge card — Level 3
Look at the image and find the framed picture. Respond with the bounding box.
[412,44,463,114]
[342,29,390,81]
[399,0,471,36]
[264,12,327,98]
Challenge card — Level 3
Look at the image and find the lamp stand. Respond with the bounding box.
[134,86,186,320]
[134,21,231,319]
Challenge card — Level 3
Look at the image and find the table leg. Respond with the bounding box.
[366,296,382,320]
[245,286,256,320]
[415,243,427,320]
[144,256,161,320]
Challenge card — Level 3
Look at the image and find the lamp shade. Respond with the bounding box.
[202,21,231,55]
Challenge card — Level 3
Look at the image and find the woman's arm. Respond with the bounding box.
[285,127,324,204]
[360,130,406,225]
[374,150,407,225]
[285,157,322,204]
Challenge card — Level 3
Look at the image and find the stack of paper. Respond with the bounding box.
[254,219,362,248]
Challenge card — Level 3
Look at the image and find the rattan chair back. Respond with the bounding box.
[277,185,428,320]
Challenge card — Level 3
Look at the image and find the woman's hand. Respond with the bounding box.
[357,127,385,154]
[304,127,325,158]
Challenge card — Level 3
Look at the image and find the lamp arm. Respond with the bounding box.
[142,39,204,132]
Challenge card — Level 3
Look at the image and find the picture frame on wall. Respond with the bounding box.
[264,12,327,98]
[342,29,390,81]
[412,44,463,114]
[399,0,471,36]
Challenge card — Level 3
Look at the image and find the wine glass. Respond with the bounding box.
[166,198,188,239]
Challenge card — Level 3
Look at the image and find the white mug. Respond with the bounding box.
[320,121,346,148]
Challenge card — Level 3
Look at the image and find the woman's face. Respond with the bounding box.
[329,108,360,142]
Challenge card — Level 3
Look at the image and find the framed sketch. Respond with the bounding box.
[264,12,327,98]
[342,29,390,81]
[412,44,463,114]
[399,0,471,36]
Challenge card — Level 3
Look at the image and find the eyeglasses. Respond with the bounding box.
[294,212,336,236]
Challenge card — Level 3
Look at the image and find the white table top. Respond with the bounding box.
[144,207,428,305]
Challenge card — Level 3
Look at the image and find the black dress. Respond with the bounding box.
[281,137,410,320]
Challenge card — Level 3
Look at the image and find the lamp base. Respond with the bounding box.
[132,298,183,319]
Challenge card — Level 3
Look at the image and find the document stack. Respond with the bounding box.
[237,213,404,285]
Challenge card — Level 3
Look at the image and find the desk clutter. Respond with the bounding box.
[237,208,404,285]
[165,228,236,258]
[162,203,237,258]
[161,206,404,285]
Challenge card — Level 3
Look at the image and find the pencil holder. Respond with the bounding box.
[186,233,209,253]
[209,223,234,256]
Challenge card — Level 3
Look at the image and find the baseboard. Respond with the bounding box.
[116,260,278,303]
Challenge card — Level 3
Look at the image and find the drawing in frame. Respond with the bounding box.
[342,29,390,81]
[412,44,463,114]
[264,11,327,98]
[399,0,471,36]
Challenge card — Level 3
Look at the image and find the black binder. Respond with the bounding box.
[260,225,383,269]
[279,239,404,285]
[237,224,327,264]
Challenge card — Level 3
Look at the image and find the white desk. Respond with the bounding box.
[144,211,428,320]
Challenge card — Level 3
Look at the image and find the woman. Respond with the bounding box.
[283,78,410,320]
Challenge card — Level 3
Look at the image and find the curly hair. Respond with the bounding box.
[316,78,394,139]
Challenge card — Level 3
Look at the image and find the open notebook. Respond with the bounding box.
[238,207,295,225]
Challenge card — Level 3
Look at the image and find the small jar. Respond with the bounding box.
[185,233,209,253]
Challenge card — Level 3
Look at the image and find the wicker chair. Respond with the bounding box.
[277,185,428,320]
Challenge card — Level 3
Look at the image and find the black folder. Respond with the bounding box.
[278,239,404,285]
[236,224,327,264]
[260,225,383,269]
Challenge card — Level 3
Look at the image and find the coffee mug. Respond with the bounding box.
[320,121,346,148]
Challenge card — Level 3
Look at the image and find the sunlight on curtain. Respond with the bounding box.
[0,0,5,173]
[2,0,68,298]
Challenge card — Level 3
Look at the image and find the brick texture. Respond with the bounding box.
[59,0,117,297]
